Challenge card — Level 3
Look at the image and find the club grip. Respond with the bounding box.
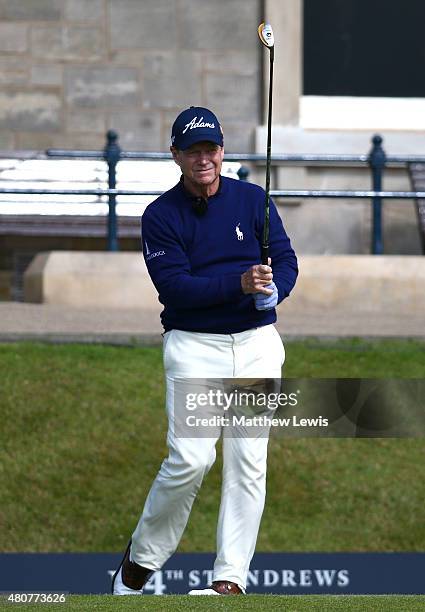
[261,245,269,266]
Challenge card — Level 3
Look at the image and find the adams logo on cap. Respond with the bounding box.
[182,116,215,134]
[171,106,223,150]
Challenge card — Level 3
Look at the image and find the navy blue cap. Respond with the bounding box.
[171,106,223,150]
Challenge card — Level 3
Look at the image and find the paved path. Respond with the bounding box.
[1,302,424,344]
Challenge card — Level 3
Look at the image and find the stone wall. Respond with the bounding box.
[0,0,422,256]
[24,252,425,318]
[0,0,261,152]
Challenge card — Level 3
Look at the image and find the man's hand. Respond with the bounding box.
[253,281,278,310]
[241,258,273,295]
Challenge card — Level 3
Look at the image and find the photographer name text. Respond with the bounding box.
[185,415,329,428]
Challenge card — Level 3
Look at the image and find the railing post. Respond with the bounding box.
[237,165,250,181]
[368,134,387,255]
[104,130,121,251]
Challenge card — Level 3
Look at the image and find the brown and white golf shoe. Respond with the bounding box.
[188,580,243,595]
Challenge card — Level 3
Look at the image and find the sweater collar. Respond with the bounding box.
[177,175,226,216]
[178,174,224,201]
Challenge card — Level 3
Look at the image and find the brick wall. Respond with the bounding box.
[0,0,261,152]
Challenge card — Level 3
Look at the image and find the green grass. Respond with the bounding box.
[0,340,424,554]
[1,595,424,611]
[283,337,425,378]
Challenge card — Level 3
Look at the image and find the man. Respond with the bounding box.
[112,106,298,596]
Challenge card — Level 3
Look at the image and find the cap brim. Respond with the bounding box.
[178,131,223,150]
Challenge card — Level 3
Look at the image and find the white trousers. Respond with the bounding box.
[131,324,285,591]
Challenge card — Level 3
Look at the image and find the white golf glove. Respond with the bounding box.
[253,281,278,311]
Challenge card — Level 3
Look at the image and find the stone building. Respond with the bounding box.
[0,0,263,152]
[0,0,423,156]
[0,0,424,298]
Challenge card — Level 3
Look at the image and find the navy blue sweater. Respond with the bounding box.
[141,176,298,334]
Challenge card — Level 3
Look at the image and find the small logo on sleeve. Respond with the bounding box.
[145,240,165,261]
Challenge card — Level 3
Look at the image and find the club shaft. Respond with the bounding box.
[262,46,274,265]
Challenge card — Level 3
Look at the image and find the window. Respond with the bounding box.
[302,0,425,129]
[303,0,425,97]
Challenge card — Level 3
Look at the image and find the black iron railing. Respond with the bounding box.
[1,132,424,254]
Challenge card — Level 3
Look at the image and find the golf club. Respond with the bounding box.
[257,22,275,265]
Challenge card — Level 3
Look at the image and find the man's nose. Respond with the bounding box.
[198,152,209,163]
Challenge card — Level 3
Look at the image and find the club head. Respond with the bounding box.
[258,22,274,49]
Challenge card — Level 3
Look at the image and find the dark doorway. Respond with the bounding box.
[303,0,425,97]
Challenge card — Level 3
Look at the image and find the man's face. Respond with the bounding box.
[171,141,224,193]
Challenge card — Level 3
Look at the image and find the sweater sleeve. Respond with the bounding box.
[142,207,243,309]
[266,199,298,304]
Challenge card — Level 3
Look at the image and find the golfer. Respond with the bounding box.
[112,106,298,596]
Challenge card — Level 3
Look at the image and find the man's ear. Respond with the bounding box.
[170,146,180,165]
